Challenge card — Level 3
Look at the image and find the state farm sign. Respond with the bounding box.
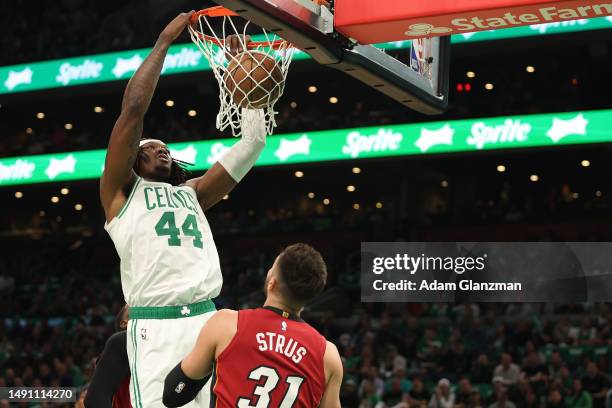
[334,0,612,43]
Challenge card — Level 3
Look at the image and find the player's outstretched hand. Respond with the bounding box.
[225,34,252,58]
[159,11,194,43]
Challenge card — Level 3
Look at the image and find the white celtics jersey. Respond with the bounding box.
[104,177,222,307]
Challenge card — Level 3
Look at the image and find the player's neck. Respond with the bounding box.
[263,298,301,317]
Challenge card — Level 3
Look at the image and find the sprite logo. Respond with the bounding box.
[0,159,36,183]
[207,142,231,164]
[45,155,77,180]
[545,113,588,143]
[530,19,589,34]
[342,129,402,158]
[162,47,202,73]
[467,119,531,150]
[56,60,103,85]
[275,135,312,162]
[4,67,33,91]
[407,4,612,36]
[112,55,143,78]
[170,144,198,164]
[415,124,454,152]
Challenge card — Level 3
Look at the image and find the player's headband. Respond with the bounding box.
[139,139,167,148]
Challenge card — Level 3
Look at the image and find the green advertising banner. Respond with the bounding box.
[0,109,609,187]
[1,17,611,95]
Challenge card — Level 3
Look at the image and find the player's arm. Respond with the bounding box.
[319,341,343,408]
[84,331,130,408]
[99,12,193,222]
[185,35,264,212]
[184,111,266,212]
[162,309,238,407]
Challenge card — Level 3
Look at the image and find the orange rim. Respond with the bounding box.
[190,6,292,50]
[190,5,239,21]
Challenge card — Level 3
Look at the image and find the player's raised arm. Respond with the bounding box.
[319,341,343,408]
[99,11,193,222]
[185,109,266,212]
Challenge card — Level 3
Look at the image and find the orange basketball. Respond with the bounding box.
[225,51,284,108]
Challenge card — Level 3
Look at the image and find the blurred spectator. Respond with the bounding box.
[407,377,430,408]
[429,379,455,408]
[455,378,475,408]
[494,354,521,386]
[440,341,469,381]
[385,376,410,408]
[342,379,360,408]
[359,366,384,400]
[488,385,516,408]
[359,379,382,408]
[470,390,485,408]
[522,351,548,396]
[472,354,495,384]
[582,362,611,408]
[566,378,593,408]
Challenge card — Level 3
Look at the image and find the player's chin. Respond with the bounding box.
[155,158,172,169]
[154,163,172,176]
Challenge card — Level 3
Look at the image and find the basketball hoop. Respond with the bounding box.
[188,6,295,137]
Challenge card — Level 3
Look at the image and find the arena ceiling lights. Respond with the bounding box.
[0,109,609,187]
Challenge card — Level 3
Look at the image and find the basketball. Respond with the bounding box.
[225,51,284,108]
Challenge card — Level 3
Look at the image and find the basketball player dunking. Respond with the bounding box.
[100,12,267,408]
[162,244,343,408]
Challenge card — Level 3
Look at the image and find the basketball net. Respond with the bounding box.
[189,9,294,137]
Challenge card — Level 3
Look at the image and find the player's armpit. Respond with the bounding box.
[185,108,266,212]
[185,163,237,212]
[319,341,343,408]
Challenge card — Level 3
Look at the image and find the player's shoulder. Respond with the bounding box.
[208,308,238,328]
[106,330,127,351]
[324,340,340,358]
[323,340,343,377]
[324,341,342,366]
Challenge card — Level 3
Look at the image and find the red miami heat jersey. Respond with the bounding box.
[211,307,327,408]
[112,376,131,408]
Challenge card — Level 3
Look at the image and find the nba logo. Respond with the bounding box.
[410,39,424,74]
[175,382,185,393]
[410,38,432,79]
[281,321,287,331]
[140,328,147,340]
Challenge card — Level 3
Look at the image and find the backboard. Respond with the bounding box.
[208,0,450,115]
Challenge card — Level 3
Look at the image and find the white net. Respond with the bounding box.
[189,9,295,137]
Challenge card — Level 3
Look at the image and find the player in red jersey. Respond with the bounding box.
[85,305,131,408]
[162,243,343,408]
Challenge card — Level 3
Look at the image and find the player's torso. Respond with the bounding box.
[213,308,327,408]
[104,177,222,306]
